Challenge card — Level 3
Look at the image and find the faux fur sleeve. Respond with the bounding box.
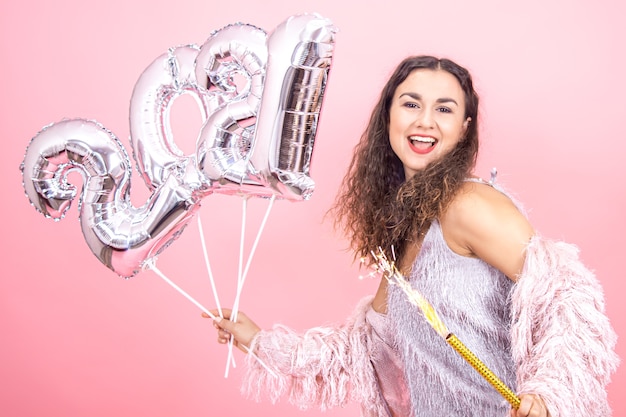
[510,236,620,417]
[241,296,389,416]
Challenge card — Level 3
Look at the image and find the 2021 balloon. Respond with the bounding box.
[20,13,336,278]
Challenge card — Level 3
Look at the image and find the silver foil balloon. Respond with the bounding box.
[131,14,335,201]
[21,119,201,277]
[250,13,336,201]
[20,14,337,278]
[129,44,217,192]
[194,23,268,190]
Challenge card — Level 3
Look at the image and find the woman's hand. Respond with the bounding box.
[202,308,261,353]
[510,394,550,417]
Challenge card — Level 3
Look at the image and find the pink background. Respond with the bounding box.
[1,1,624,416]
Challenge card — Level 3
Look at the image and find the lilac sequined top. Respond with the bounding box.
[368,217,516,416]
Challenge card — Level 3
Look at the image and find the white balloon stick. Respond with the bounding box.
[197,215,223,318]
[225,197,249,378]
[147,261,276,378]
[225,194,276,378]
[198,215,235,370]
[149,260,217,320]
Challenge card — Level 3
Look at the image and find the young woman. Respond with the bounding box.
[206,56,619,417]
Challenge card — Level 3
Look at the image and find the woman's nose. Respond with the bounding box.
[414,108,435,128]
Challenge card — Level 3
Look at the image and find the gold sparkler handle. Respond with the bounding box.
[446,333,521,409]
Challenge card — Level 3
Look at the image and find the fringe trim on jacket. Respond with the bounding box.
[510,236,620,417]
[242,236,620,417]
[243,296,387,416]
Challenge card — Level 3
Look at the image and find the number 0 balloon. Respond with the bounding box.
[20,13,337,277]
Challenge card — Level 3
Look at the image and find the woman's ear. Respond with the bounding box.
[461,117,472,140]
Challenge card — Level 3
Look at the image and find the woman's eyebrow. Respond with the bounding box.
[399,92,422,100]
[436,97,459,106]
[398,92,458,106]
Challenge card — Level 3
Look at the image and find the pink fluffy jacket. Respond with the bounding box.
[242,236,619,416]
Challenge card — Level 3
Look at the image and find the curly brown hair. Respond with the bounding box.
[330,56,480,264]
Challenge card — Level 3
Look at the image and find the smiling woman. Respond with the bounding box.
[208,56,619,417]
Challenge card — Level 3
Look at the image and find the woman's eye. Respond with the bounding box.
[437,106,452,113]
[403,102,419,109]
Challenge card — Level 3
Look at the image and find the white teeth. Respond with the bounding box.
[409,136,435,143]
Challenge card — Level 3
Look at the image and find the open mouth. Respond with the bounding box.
[408,135,436,151]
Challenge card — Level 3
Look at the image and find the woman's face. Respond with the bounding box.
[389,69,470,179]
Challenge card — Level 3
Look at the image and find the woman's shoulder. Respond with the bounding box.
[441,179,534,266]
[448,179,518,220]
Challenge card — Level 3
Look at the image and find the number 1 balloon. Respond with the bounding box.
[20,13,337,278]
[250,14,336,201]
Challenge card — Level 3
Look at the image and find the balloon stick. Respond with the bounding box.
[147,261,276,378]
[224,197,249,377]
[148,260,217,320]
[197,215,223,318]
[225,195,276,377]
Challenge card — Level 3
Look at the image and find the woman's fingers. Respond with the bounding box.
[217,328,231,344]
[513,394,549,417]
[202,308,260,352]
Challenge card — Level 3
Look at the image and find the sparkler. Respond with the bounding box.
[368,248,521,409]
